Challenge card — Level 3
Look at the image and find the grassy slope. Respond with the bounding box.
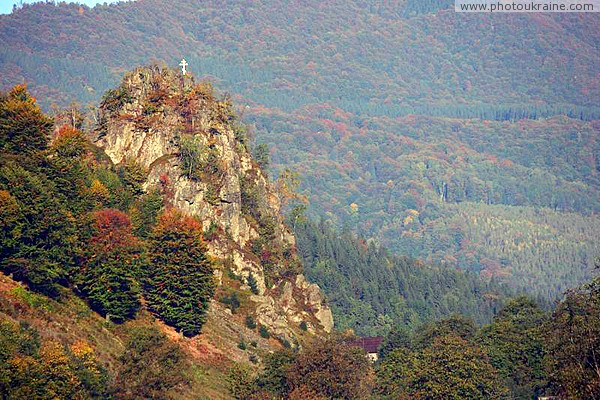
[0,271,295,399]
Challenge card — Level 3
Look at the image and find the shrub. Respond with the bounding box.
[178,135,220,180]
[259,325,270,339]
[115,327,188,398]
[247,273,260,295]
[0,317,109,399]
[246,315,257,329]
[227,363,256,400]
[220,292,241,314]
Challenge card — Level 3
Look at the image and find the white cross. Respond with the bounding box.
[179,59,188,75]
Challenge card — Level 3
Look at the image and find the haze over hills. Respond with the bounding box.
[2,0,599,113]
[0,0,598,319]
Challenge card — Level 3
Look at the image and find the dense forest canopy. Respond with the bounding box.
[230,277,600,399]
[294,219,513,336]
[1,0,598,113]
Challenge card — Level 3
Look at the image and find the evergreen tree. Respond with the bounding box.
[0,84,52,157]
[0,86,78,297]
[0,164,78,297]
[144,209,215,337]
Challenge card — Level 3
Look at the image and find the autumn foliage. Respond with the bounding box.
[77,209,143,323]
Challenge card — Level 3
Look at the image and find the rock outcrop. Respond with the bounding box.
[93,65,333,342]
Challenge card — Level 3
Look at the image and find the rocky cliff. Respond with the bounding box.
[92,65,333,343]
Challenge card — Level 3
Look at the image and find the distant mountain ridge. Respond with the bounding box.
[0,0,598,114]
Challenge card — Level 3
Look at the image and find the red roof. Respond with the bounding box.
[347,336,383,354]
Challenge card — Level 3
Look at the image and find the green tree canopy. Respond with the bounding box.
[478,296,547,398]
[144,209,216,337]
[0,84,52,157]
[286,335,374,399]
[544,277,600,399]
[77,209,143,323]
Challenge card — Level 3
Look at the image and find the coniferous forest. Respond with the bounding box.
[0,1,599,399]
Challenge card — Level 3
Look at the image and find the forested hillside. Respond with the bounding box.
[1,0,598,309]
[224,277,600,399]
[1,0,598,114]
[294,219,511,336]
[261,108,600,302]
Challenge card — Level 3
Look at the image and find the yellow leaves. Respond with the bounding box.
[0,189,20,228]
[276,168,308,207]
[70,341,101,375]
[349,203,359,214]
[8,84,36,104]
[415,161,427,171]
[40,341,82,390]
[70,340,94,359]
[40,341,71,368]
[191,81,215,100]
[9,354,38,375]
[89,179,109,203]
[403,209,420,226]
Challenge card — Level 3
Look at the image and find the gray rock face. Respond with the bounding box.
[93,66,332,341]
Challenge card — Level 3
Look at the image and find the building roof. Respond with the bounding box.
[347,336,384,354]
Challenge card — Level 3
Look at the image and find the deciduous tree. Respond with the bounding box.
[77,209,143,322]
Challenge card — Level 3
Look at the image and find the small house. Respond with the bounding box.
[347,336,383,362]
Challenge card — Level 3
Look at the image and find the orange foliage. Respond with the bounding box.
[52,124,87,150]
[156,208,203,236]
[9,84,36,104]
[91,208,138,251]
[55,124,79,138]
[39,341,82,387]
[288,386,328,400]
